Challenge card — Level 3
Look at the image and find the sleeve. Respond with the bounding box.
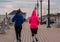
[21,15,25,24]
[37,17,40,25]
[29,17,31,24]
[12,15,16,22]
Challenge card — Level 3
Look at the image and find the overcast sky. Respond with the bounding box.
[0,0,60,18]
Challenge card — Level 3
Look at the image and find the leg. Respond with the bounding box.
[19,26,22,38]
[32,34,35,41]
[35,29,38,41]
[18,26,22,41]
[31,29,35,42]
[35,34,38,41]
[15,26,19,41]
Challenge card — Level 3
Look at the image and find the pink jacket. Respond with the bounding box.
[29,10,40,29]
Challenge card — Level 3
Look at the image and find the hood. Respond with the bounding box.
[32,10,36,16]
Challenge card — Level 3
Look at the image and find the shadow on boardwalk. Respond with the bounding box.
[0,22,60,42]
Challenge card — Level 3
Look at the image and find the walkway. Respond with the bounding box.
[0,22,60,42]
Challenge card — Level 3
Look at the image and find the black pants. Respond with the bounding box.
[15,26,22,40]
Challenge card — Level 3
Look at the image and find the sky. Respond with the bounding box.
[0,0,60,18]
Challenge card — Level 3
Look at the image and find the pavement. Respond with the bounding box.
[0,22,60,42]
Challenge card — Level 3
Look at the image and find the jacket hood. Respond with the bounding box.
[32,10,36,16]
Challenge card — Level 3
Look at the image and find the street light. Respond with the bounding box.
[47,0,51,28]
[40,0,42,24]
[37,0,39,16]
[6,12,8,19]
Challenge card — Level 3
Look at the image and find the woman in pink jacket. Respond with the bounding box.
[29,8,40,42]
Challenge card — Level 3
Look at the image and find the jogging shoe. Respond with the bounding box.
[35,38,38,42]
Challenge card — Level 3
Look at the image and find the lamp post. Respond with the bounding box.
[37,0,39,16]
[40,0,42,24]
[47,0,51,28]
[6,12,8,19]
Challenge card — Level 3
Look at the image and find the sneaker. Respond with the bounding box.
[17,39,21,42]
[16,40,19,42]
[32,39,36,42]
[19,39,21,42]
[18,38,21,42]
[35,38,38,41]
[32,40,35,42]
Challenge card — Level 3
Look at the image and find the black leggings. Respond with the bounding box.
[31,29,38,36]
[15,26,22,40]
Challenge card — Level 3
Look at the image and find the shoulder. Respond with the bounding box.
[17,13,22,16]
[13,14,17,17]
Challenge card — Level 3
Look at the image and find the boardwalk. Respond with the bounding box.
[0,22,60,42]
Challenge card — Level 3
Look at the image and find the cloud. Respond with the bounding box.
[0,0,36,11]
[5,5,13,8]
[0,0,60,16]
[43,1,55,6]
[12,1,36,5]
[0,0,12,2]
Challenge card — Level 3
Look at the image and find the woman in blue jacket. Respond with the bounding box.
[12,9,24,42]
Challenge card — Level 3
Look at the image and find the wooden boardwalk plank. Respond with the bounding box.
[1,22,60,42]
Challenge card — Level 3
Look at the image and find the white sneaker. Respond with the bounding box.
[18,40,20,42]
[32,40,36,42]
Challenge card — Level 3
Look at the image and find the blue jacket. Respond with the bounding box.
[12,13,24,26]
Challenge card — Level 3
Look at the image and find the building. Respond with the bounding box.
[41,13,60,24]
[8,10,26,19]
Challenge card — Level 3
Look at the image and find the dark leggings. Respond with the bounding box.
[15,26,22,40]
[31,28,38,36]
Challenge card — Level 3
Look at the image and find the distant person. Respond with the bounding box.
[12,9,24,42]
[29,8,40,42]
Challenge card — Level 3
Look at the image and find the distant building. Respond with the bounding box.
[8,10,26,19]
[42,13,60,23]
[56,13,60,22]
[8,10,16,15]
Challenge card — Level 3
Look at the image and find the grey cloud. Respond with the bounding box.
[20,0,36,2]
[0,0,12,2]
[0,0,60,15]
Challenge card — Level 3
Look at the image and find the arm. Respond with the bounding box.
[21,15,25,24]
[29,18,31,24]
[37,17,40,25]
[12,15,16,22]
